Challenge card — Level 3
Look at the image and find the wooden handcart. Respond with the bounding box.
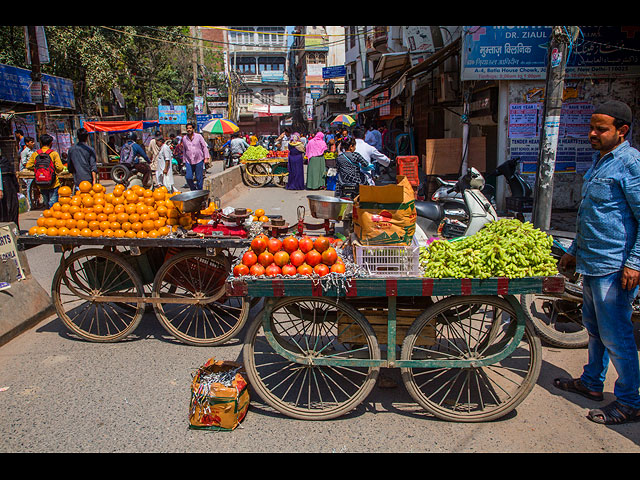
[240,157,288,188]
[226,274,565,422]
[17,234,251,346]
[17,170,75,210]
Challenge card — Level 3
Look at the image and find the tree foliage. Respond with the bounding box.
[0,25,226,118]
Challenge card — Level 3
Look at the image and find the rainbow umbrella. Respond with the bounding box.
[202,118,240,134]
[331,114,356,126]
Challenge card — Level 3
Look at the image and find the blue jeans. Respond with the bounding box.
[185,161,204,191]
[40,187,58,208]
[580,270,640,408]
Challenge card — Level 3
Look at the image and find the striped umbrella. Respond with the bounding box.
[331,114,356,126]
[202,118,240,134]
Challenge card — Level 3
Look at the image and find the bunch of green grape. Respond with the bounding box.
[420,218,558,279]
[241,146,269,160]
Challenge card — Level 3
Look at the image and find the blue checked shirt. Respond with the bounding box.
[568,141,640,276]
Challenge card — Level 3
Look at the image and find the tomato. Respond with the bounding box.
[281,264,297,276]
[298,236,314,253]
[249,263,266,276]
[267,237,282,254]
[258,251,274,267]
[290,250,306,267]
[273,250,290,267]
[297,263,313,276]
[313,236,331,253]
[314,263,330,277]
[282,236,299,254]
[265,264,282,277]
[242,250,258,267]
[321,247,338,266]
[305,249,322,267]
[330,262,346,274]
[233,264,250,277]
[251,236,267,254]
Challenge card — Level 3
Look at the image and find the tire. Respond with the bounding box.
[110,164,130,184]
[243,296,380,420]
[520,293,588,348]
[51,249,145,342]
[400,295,542,422]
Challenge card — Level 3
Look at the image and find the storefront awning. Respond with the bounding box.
[373,52,410,82]
[83,120,159,133]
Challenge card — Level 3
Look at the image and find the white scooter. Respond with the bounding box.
[413,167,498,244]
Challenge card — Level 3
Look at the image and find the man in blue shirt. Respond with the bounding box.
[555,100,640,425]
[121,132,151,186]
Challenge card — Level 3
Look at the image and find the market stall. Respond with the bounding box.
[223,180,565,423]
[18,184,253,346]
[239,145,289,188]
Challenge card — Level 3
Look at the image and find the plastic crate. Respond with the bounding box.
[506,196,533,213]
[396,156,420,187]
[352,235,420,277]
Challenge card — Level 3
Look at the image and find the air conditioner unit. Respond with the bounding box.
[438,73,457,103]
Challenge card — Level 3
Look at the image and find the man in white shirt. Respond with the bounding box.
[155,136,175,192]
[353,128,390,184]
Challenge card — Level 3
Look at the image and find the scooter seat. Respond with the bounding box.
[415,201,444,222]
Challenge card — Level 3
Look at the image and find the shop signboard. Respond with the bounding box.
[0,63,75,109]
[462,26,640,81]
[158,105,187,125]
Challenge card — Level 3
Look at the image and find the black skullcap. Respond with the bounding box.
[593,100,633,124]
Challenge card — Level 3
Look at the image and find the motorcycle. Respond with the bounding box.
[110,162,153,189]
[413,168,498,244]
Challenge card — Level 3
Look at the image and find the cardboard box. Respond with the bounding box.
[424,137,486,175]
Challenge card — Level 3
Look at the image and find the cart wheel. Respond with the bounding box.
[51,248,145,342]
[243,296,380,420]
[520,293,587,348]
[29,182,45,210]
[400,295,542,422]
[245,163,272,187]
[271,163,288,188]
[110,164,130,184]
[240,165,259,187]
[151,249,249,346]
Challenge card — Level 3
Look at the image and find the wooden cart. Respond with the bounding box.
[240,157,288,188]
[226,274,565,422]
[17,234,251,346]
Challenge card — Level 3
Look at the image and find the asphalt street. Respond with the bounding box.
[2,161,640,453]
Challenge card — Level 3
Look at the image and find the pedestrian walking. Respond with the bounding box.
[353,127,390,184]
[24,134,65,208]
[0,147,20,228]
[556,100,640,425]
[155,136,175,192]
[66,128,97,189]
[181,123,209,191]
[305,131,328,190]
[147,132,162,187]
[285,133,305,191]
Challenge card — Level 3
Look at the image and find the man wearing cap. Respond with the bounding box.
[555,100,640,425]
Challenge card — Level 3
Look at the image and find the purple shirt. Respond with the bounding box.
[181,132,209,165]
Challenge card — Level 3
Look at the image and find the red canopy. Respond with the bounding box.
[83,120,159,133]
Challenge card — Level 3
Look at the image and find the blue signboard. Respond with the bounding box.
[462,26,640,81]
[322,65,346,79]
[158,105,187,125]
[0,63,75,109]
[195,113,222,132]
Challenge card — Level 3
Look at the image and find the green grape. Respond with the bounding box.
[420,218,559,279]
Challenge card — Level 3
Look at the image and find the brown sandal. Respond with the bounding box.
[587,401,640,425]
[553,377,604,401]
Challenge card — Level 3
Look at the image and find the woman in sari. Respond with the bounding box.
[286,133,306,190]
[305,131,328,190]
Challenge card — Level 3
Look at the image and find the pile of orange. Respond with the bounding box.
[27,181,190,238]
[251,208,269,223]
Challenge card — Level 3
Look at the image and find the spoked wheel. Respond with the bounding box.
[520,293,587,348]
[152,249,249,346]
[400,295,542,422]
[51,248,145,342]
[243,296,380,420]
[110,164,130,184]
[29,182,45,210]
[245,163,272,187]
[271,163,288,188]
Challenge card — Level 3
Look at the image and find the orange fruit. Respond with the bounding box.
[136,230,147,238]
[107,213,118,223]
[135,203,148,215]
[58,196,71,205]
[85,212,97,222]
[28,226,39,235]
[158,226,170,236]
[58,186,72,197]
[125,192,139,203]
[52,210,62,219]
[110,222,120,231]
[55,219,66,229]
[152,190,165,201]
[114,229,125,238]
[46,227,59,236]
[68,228,80,237]
[36,217,46,227]
[76,220,88,230]
[131,222,143,232]
[99,221,111,231]
[153,218,165,229]
[92,183,104,194]
[36,226,48,235]
[44,217,57,228]
[142,220,155,232]
[80,228,92,237]
[58,227,70,236]
[139,213,149,222]
[65,219,77,229]
[88,220,101,231]
[125,230,136,239]
[167,208,179,219]
[114,204,125,214]
[111,196,124,206]
[116,212,128,224]
[81,195,94,208]
[42,209,53,218]
[103,204,115,214]
[147,230,158,238]
[91,230,102,237]
[73,211,85,221]
[156,206,168,217]
[104,193,115,204]
[259,215,269,222]
[52,202,62,211]
[97,213,108,222]
[121,221,132,232]
[78,181,92,193]
[254,208,265,217]
[128,213,140,224]
[102,229,114,237]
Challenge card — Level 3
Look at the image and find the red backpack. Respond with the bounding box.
[34,148,57,187]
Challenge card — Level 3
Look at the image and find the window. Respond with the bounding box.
[234,57,256,74]
[258,56,285,72]
[261,88,275,104]
[229,27,254,46]
[257,27,285,46]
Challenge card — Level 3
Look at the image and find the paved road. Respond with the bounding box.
[2,168,640,453]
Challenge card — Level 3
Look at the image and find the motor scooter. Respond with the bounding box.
[413,168,498,244]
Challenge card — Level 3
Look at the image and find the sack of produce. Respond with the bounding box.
[353,176,416,246]
[188,358,249,431]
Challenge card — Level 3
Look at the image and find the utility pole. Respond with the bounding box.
[532,26,580,231]
[26,26,46,139]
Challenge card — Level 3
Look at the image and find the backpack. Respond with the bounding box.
[120,142,135,164]
[34,149,57,187]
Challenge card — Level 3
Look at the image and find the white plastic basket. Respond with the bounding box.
[352,235,420,277]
